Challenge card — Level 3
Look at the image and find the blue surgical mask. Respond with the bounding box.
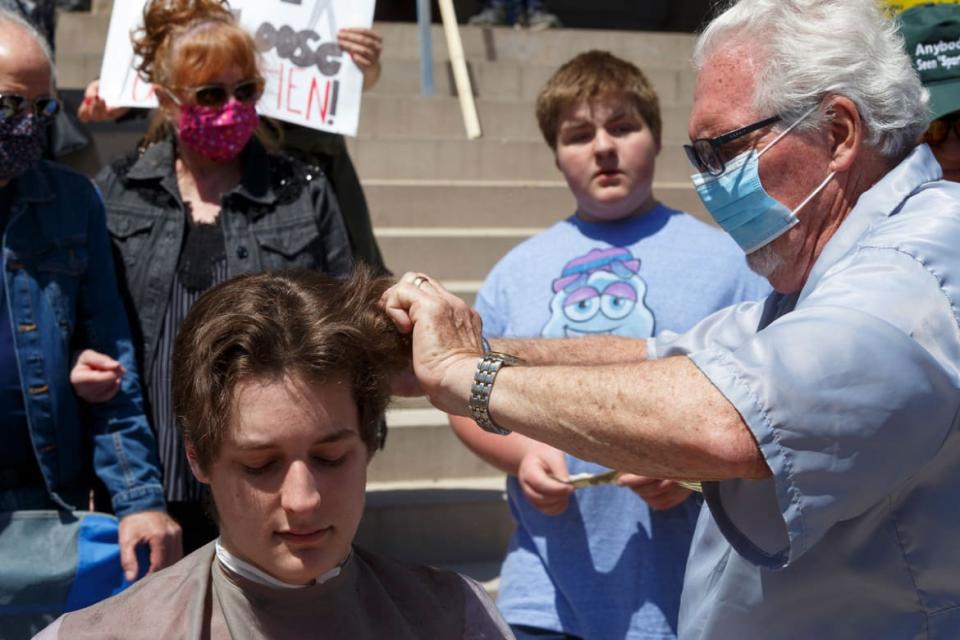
[691,107,835,254]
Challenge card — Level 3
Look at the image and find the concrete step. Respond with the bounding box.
[77,104,699,186]
[365,180,707,227]
[56,51,102,91]
[377,229,533,282]
[389,395,438,410]
[357,477,512,567]
[55,12,110,56]
[348,137,695,182]
[370,406,501,483]
[54,15,699,93]
[376,22,696,69]
[358,95,693,142]
[370,58,696,104]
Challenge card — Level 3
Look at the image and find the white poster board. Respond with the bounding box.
[97,0,375,136]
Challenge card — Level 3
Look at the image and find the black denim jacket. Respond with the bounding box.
[95,138,354,377]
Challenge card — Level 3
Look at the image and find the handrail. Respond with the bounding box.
[437,0,482,139]
[415,0,434,97]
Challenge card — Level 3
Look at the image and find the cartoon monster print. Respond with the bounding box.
[541,247,655,338]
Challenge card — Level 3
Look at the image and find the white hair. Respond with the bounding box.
[694,0,928,161]
[0,9,56,88]
[746,242,785,277]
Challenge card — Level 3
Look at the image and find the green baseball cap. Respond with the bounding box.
[901,3,960,120]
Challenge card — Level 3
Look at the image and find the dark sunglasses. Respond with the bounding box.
[684,114,781,176]
[168,78,264,108]
[0,93,60,123]
[923,114,960,146]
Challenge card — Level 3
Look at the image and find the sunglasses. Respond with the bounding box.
[166,78,264,108]
[684,114,781,176]
[923,114,960,146]
[0,93,60,123]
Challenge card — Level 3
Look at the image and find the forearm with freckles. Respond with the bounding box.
[487,335,648,366]
[485,356,771,481]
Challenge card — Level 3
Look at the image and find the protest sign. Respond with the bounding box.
[97,0,375,136]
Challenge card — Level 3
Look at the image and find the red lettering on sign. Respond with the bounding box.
[275,63,284,110]
[306,76,332,122]
[286,67,303,116]
[131,75,156,102]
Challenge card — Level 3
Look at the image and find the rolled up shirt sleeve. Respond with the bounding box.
[686,247,960,568]
[649,298,768,360]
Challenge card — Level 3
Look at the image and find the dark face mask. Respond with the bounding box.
[0,114,46,181]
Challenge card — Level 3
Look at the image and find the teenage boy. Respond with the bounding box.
[43,269,511,638]
[449,51,770,640]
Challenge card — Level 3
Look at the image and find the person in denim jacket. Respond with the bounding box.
[0,11,181,579]
[84,0,353,553]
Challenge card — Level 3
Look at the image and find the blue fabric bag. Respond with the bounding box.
[0,510,140,639]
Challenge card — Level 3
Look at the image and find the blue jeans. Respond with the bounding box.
[510,625,582,640]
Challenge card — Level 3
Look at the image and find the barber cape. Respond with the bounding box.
[651,145,960,638]
[36,542,512,639]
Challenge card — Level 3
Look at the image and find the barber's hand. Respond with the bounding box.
[517,445,574,516]
[70,349,125,403]
[616,474,692,511]
[77,79,130,123]
[381,273,484,414]
[117,511,183,581]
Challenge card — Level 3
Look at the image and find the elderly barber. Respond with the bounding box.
[0,11,180,581]
[383,0,960,637]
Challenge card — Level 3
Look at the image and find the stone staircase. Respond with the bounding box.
[55,7,700,592]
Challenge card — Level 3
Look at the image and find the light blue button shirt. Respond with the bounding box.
[650,145,960,639]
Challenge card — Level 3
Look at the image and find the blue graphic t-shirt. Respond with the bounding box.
[475,204,771,639]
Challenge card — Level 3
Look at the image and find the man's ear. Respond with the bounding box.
[184,440,210,484]
[825,95,862,173]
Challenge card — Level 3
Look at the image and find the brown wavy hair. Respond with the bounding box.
[172,268,411,471]
[132,0,265,145]
[535,50,662,151]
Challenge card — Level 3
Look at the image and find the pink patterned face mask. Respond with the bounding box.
[177,100,259,162]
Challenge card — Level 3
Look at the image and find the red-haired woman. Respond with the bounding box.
[91,0,353,552]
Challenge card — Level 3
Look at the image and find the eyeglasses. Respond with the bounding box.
[0,93,60,123]
[165,78,264,108]
[684,114,782,176]
[923,114,960,146]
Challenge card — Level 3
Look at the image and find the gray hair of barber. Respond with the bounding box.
[0,9,56,87]
[694,0,928,161]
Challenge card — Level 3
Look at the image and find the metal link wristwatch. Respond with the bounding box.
[468,351,524,435]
